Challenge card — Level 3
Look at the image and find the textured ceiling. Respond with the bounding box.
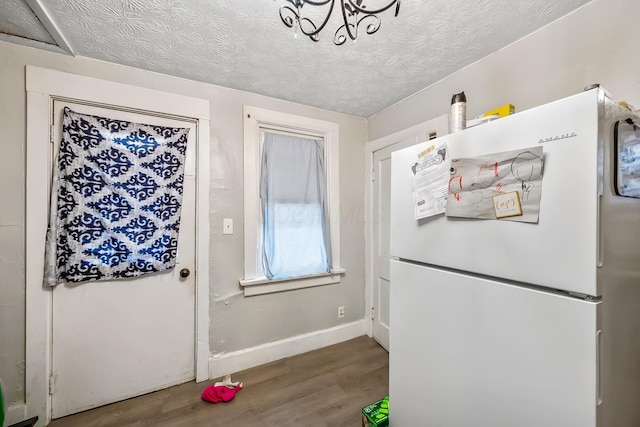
[2,0,592,117]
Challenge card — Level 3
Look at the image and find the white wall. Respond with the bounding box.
[0,40,367,406]
[368,0,640,141]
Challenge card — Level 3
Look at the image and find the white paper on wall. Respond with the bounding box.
[445,146,544,223]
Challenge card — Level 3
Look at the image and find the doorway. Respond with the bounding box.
[366,115,449,350]
[25,66,211,424]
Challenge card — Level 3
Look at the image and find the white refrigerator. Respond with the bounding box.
[389,88,640,426]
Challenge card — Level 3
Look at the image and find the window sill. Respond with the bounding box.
[239,268,346,296]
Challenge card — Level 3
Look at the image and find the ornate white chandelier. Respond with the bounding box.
[277,0,401,45]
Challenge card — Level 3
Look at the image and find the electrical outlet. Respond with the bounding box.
[337,306,345,318]
[223,218,233,234]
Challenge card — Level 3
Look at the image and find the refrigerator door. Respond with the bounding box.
[390,260,599,427]
[390,90,601,296]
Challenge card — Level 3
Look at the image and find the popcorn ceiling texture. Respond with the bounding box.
[0,0,590,117]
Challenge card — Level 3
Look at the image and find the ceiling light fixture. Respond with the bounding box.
[277,0,400,45]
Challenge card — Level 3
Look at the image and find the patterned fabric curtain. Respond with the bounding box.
[44,107,190,285]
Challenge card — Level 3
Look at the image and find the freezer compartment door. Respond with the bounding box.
[390,260,599,427]
[390,89,600,296]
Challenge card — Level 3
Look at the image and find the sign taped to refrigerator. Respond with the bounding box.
[408,140,450,219]
[446,146,544,223]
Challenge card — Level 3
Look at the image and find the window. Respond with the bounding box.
[261,131,330,279]
[241,106,344,296]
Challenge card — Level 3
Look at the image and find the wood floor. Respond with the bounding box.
[48,336,389,426]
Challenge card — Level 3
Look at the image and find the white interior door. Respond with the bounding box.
[50,100,197,418]
[372,135,438,350]
[372,146,393,350]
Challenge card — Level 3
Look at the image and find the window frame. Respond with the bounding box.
[241,106,344,296]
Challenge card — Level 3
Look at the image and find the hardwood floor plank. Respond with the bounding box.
[48,336,388,426]
[259,384,347,426]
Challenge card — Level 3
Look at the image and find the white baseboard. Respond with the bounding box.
[5,402,27,426]
[209,320,366,379]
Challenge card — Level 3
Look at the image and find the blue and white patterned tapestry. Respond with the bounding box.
[44,107,190,285]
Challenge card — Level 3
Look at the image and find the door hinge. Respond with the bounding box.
[370,306,375,320]
[371,169,375,182]
[49,374,54,395]
[50,124,55,144]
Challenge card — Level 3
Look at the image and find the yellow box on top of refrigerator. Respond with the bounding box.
[483,103,515,118]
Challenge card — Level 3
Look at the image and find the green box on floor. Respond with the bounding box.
[361,396,389,427]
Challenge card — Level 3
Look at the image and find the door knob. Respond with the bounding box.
[180,268,190,278]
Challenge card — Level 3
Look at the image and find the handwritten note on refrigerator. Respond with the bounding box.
[445,146,544,223]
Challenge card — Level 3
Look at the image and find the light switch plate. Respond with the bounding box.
[223,218,233,234]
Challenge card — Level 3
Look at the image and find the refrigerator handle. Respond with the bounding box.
[597,329,603,406]
[597,194,603,268]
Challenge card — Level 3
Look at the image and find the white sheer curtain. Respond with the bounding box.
[260,132,331,279]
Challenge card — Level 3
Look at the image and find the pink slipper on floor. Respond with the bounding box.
[201,384,243,403]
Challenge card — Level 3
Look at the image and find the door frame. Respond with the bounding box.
[364,115,449,338]
[24,66,211,424]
